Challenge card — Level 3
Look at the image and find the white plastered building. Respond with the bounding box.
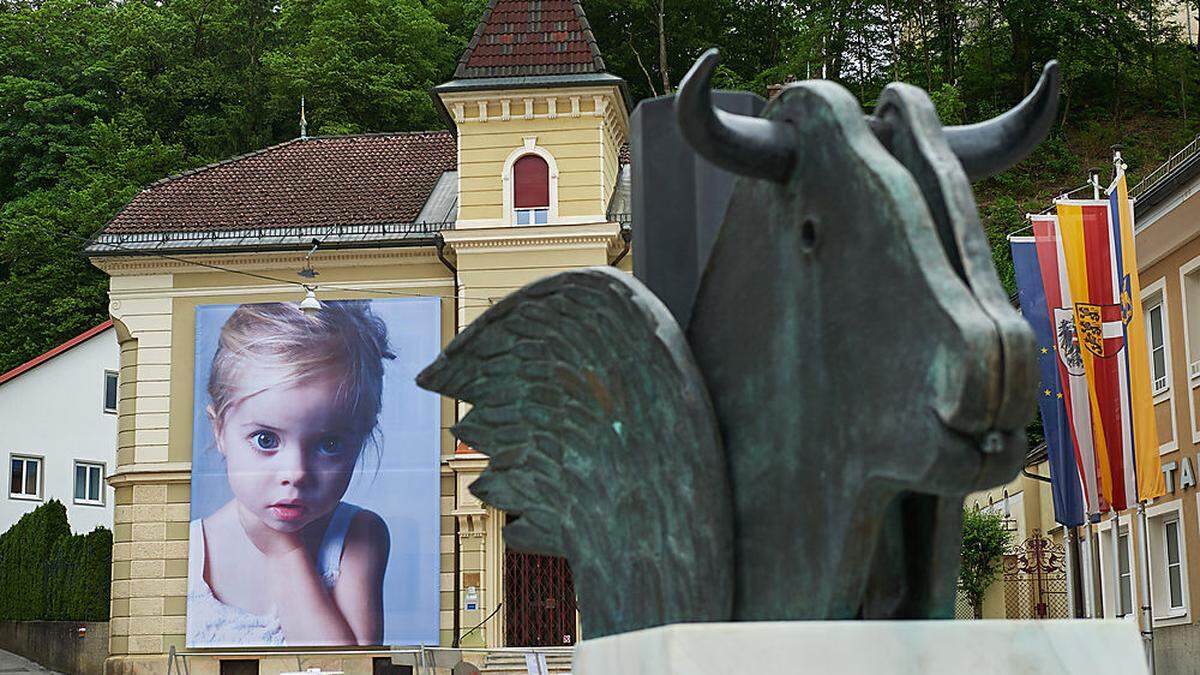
[0,321,118,534]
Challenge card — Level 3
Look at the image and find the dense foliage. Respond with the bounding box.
[0,500,111,622]
[959,507,1012,619]
[2,0,1200,371]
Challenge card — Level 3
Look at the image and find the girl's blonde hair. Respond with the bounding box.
[207,301,395,450]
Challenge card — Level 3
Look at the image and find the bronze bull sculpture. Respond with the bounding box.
[418,49,1053,638]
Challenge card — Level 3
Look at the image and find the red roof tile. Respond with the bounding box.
[103,132,456,234]
[0,321,113,386]
[455,0,605,79]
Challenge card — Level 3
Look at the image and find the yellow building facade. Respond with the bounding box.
[90,1,630,672]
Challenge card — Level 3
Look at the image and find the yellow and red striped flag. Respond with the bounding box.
[1055,173,1165,509]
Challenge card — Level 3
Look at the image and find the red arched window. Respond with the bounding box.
[513,154,550,225]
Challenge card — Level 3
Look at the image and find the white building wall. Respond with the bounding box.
[0,326,118,534]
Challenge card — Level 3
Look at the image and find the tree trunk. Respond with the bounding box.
[973,600,983,619]
[657,0,671,94]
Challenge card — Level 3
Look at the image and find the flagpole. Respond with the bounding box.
[1111,509,1124,620]
[1065,525,1079,617]
[1111,146,1157,673]
[1137,501,1156,673]
[1087,519,1103,617]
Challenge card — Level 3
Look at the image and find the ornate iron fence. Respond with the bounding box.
[1003,531,1070,619]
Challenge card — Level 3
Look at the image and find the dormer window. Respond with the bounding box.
[513,154,550,225]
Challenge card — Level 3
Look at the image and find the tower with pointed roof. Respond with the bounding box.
[434,0,629,231]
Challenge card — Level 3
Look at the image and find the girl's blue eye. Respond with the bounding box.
[252,431,280,450]
[317,438,345,456]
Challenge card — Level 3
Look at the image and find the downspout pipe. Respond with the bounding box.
[435,232,458,275]
[609,224,633,267]
[434,232,463,647]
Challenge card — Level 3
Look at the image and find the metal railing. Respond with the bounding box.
[1131,133,1200,199]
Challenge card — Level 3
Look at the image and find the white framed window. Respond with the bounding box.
[1165,518,1184,610]
[9,455,42,501]
[1181,263,1200,383]
[1118,526,1133,617]
[1099,521,1136,618]
[501,139,559,227]
[1148,500,1190,623]
[74,461,104,506]
[1148,301,1168,395]
[103,370,118,414]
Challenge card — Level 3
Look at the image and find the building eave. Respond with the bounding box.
[1135,149,1200,223]
[84,222,452,258]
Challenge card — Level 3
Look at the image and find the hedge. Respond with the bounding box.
[0,500,112,621]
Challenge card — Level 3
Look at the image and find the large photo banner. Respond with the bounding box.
[186,297,442,648]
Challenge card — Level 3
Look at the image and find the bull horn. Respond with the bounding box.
[676,49,796,182]
[943,61,1060,181]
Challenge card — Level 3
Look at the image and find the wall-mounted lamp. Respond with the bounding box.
[299,238,321,279]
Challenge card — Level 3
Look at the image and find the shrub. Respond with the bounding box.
[46,527,113,621]
[0,500,112,621]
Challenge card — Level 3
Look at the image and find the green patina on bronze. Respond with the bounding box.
[418,49,1057,637]
[417,268,734,639]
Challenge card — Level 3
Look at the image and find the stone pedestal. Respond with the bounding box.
[573,620,1148,674]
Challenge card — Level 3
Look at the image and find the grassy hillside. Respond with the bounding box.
[980,110,1200,296]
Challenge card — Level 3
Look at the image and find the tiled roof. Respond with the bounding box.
[455,0,605,79]
[103,132,456,234]
[0,321,113,386]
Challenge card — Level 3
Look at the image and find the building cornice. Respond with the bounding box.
[107,462,193,487]
[442,222,623,254]
[437,85,629,130]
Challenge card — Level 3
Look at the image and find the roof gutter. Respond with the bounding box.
[84,236,443,259]
[84,222,452,258]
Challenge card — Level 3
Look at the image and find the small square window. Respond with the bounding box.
[9,456,42,500]
[104,370,118,414]
[74,461,104,506]
[514,207,549,226]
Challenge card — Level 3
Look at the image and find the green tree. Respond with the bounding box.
[959,508,1013,619]
[264,0,460,134]
[3,0,1200,377]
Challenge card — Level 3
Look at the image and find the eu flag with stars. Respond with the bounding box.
[1011,237,1085,527]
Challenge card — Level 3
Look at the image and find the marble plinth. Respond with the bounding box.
[573,620,1147,674]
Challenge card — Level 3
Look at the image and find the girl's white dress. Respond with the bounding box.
[185,502,362,647]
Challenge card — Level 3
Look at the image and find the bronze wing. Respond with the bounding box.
[416,266,733,638]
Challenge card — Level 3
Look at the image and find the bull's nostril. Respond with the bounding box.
[800,219,817,252]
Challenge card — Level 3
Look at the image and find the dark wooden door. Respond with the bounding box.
[503,550,577,646]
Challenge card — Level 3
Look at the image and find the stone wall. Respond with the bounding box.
[0,620,109,675]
